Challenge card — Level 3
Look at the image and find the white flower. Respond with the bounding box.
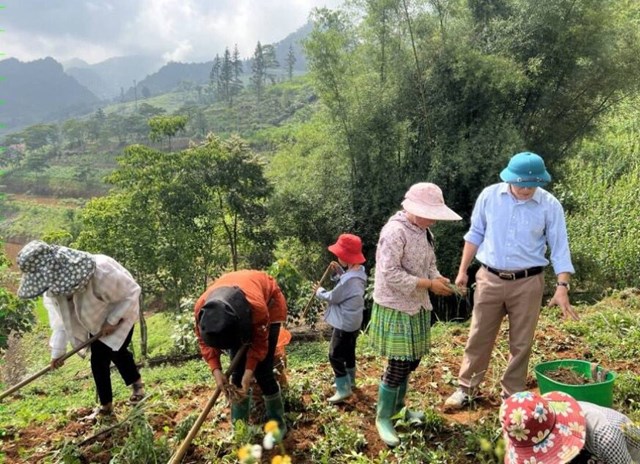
[557,423,571,436]
[510,407,529,425]
[532,431,554,453]
[251,444,262,459]
[557,444,581,460]
[532,403,548,423]
[263,432,276,450]
[513,391,534,403]
[508,423,530,442]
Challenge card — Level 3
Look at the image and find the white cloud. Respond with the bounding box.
[162,40,194,63]
[3,0,343,64]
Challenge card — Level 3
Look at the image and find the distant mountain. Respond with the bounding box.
[67,55,165,101]
[0,57,100,134]
[273,21,312,72]
[123,61,213,100]
[62,58,90,70]
[126,21,314,99]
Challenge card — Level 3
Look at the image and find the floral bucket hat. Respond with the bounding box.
[17,240,96,299]
[500,391,587,464]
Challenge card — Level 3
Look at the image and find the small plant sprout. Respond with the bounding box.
[447,282,466,297]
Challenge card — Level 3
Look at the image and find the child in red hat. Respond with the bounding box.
[313,233,367,404]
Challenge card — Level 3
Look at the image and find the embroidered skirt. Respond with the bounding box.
[367,303,431,361]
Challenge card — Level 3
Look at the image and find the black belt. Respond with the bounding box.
[483,265,543,281]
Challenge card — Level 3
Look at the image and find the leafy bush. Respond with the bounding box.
[556,99,640,293]
[111,410,170,463]
[170,298,199,355]
[267,258,319,325]
[0,249,35,349]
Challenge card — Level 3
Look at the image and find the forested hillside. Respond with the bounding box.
[0,58,100,133]
[2,0,640,462]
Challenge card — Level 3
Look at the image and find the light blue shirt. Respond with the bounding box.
[316,266,367,332]
[464,183,574,274]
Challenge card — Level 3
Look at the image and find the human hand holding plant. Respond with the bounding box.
[430,276,455,296]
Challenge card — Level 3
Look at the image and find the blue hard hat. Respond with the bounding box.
[500,152,551,187]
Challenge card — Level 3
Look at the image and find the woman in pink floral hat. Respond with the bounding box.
[501,391,640,463]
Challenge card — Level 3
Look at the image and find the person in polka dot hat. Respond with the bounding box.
[16,240,145,420]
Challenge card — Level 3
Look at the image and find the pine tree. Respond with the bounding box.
[286,44,297,80]
[251,41,266,102]
[210,54,221,101]
[231,44,244,102]
[219,47,233,106]
[262,44,280,84]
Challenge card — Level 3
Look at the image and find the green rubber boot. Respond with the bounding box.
[376,383,400,447]
[346,367,356,388]
[264,388,287,437]
[328,375,352,403]
[397,380,425,424]
[231,395,250,423]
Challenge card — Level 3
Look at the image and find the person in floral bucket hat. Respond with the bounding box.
[501,391,640,463]
[313,233,367,404]
[16,241,145,420]
[501,391,586,463]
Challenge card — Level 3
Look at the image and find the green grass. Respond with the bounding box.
[2,291,640,463]
[0,199,80,240]
[104,91,196,116]
[33,298,47,324]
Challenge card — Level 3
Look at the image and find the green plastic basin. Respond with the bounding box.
[534,359,615,407]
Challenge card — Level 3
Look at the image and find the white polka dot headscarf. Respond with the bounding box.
[17,240,96,299]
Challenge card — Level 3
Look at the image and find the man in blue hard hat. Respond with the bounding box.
[444,152,579,411]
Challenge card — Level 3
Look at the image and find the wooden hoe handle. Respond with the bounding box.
[168,343,251,464]
[0,330,104,402]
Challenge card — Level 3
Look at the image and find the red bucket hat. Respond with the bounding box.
[500,391,586,464]
[327,234,366,265]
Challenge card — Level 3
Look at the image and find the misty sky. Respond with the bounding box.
[4,0,343,65]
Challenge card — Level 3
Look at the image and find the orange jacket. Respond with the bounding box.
[194,270,287,372]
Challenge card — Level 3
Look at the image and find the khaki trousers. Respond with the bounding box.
[458,266,544,396]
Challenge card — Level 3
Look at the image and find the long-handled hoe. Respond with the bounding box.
[0,330,105,402]
[168,342,251,464]
[299,263,333,322]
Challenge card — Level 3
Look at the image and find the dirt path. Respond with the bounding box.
[3,241,23,271]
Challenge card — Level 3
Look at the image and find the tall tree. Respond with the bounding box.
[77,134,273,309]
[218,47,233,106]
[304,0,640,274]
[262,44,280,84]
[210,54,221,101]
[148,115,188,150]
[231,44,244,101]
[251,41,267,102]
[286,44,297,80]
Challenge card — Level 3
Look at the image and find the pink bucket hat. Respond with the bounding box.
[328,233,366,265]
[500,391,586,464]
[401,183,461,221]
